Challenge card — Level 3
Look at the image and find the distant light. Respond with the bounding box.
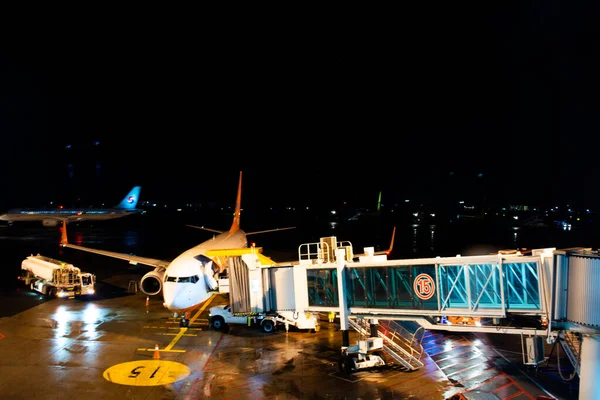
[459,201,464,204]
[94,141,100,146]
[65,144,72,149]
[176,209,182,212]
[405,199,410,203]
[330,210,337,215]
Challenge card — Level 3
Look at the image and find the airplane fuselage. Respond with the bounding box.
[0,208,142,222]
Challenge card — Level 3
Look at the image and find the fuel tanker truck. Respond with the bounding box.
[20,254,96,298]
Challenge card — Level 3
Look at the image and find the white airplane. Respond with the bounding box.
[0,186,143,227]
[60,171,295,327]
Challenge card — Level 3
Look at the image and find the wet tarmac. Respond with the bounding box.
[0,222,581,399]
[0,276,579,399]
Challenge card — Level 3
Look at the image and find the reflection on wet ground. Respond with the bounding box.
[0,222,581,399]
[0,279,580,399]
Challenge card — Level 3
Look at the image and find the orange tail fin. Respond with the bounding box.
[229,171,242,232]
[60,220,69,246]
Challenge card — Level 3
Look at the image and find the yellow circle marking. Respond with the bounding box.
[103,360,190,386]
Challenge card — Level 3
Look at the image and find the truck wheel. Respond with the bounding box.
[211,316,226,331]
[48,288,56,297]
[261,319,276,333]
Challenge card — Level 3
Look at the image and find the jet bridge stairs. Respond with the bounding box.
[347,317,425,371]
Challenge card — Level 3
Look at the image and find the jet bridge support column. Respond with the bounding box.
[336,248,350,347]
[579,334,600,400]
[370,319,378,338]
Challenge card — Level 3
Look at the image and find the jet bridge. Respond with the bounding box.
[213,237,600,399]
[295,236,600,399]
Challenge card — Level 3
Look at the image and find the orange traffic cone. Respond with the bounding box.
[146,296,150,307]
[153,344,160,359]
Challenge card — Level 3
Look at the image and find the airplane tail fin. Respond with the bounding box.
[229,171,242,232]
[60,220,69,245]
[380,225,396,256]
[115,186,142,210]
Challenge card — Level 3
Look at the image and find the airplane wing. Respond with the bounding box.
[60,221,170,269]
[185,225,296,235]
[185,225,224,234]
[246,226,296,235]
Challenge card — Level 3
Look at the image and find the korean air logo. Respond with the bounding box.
[127,196,136,204]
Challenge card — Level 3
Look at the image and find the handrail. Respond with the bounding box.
[348,317,423,370]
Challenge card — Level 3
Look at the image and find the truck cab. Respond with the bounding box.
[208,304,249,330]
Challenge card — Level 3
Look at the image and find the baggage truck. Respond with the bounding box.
[20,254,96,298]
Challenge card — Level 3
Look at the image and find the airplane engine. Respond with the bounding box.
[140,269,165,296]
[42,219,59,227]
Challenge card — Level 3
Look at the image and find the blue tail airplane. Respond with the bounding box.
[0,186,143,226]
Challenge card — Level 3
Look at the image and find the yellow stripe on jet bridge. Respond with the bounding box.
[205,247,276,265]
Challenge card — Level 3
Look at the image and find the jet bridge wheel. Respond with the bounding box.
[338,355,354,374]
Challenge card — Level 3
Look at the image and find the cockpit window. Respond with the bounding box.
[164,275,200,283]
[178,275,200,283]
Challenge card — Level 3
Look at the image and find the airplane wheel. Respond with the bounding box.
[211,316,226,331]
[261,319,276,333]
[180,318,190,328]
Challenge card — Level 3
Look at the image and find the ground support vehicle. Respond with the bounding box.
[339,337,386,373]
[20,254,96,298]
[209,304,320,333]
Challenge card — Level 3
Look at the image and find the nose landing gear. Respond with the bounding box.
[177,311,191,328]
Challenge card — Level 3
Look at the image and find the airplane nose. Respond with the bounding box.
[163,283,196,312]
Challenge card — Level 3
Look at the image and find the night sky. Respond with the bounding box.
[2,4,599,213]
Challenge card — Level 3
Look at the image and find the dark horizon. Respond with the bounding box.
[2,3,599,212]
